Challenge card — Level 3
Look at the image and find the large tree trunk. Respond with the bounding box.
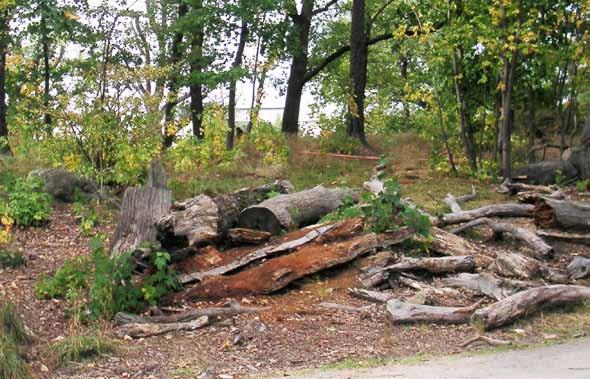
[227,19,248,149]
[534,198,590,230]
[386,299,482,325]
[472,285,590,330]
[346,0,367,143]
[180,228,414,301]
[157,180,294,250]
[0,8,8,152]
[189,0,205,139]
[238,185,356,234]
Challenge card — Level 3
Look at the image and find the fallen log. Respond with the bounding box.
[450,217,553,259]
[534,198,590,230]
[472,285,590,330]
[386,299,484,325]
[347,288,396,303]
[178,219,362,285]
[440,203,534,225]
[157,180,294,249]
[492,253,569,283]
[226,228,272,245]
[318,302,372,313]
[427,227,492,268]
[567,256,590,280]
[237,185,357,235]
[459,335,511,348]
[500,181,558,195]
[536,230,590,246]
[443,185,476,213]
[516,191,564,204]
[117,316,209,338]
[441,273,534,301]
[512,160,578,185]
[180,228,415,300]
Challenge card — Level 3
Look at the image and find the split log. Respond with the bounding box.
[178,219,363,285]
[443,185,476,213]
[500,181,558,195]
[534,198,590,230]
[450,217,553,259]
[357,250,399,288]
[111,187,172,255]
[441,273,534,301]
[567,256,590,280]
[237,185,357,235]
[117,316,209,338]
[536,230,590,246]
[492,253,569,283]
[180,228,415,300]
[114,301,266,326]
[472,285,590,330]
[427,227,492,267]
[516,190,564,204]
[226,228,272,245]
[386,299,484,325]
[512,160,578,185]
[347,288,395,304]
[440,203,534,225]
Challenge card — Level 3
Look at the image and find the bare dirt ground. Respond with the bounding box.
[2,196,590,379]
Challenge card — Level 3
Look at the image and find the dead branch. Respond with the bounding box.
[386,299,485,325]
[442,273,534,301]
[347,288,395,303]
[459,335,512,348]
[116,316,209,338]
[440,203,534,225]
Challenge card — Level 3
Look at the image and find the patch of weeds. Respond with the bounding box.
[0,250,25,269]
[35,256,90,299]
[0,303,32,379]
[72,200,99,236]
[50,334,118,368]
[1,303,33,346]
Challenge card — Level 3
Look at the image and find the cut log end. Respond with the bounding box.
[237,207,283,235]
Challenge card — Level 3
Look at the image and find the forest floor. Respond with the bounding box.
[2,134,590,379]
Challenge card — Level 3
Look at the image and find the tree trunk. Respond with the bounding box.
[41,11,51,130]
[472,285,590,330]
[238,185,356,234]
[346,0,367,143]
[527,86,536,163]
[227,19,248,149]
[189,0,205,139]
[534,198,590,230]
[386,299,483,325]
[0,8,8,152]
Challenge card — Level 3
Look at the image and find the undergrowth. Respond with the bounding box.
[0,303,32,379]
[50,334,118,368]
[0,250,25,269]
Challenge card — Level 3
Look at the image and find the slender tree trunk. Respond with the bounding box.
[346,0,368,143]
[527,86,536,163]
[189,0,204,139]
[227,19,248,150]
[247,58,271,133]
[434,86,457,173]
[163,2,188,149]
[281,0,313,136]
[41,11,51,131]
[451,49,477,172]
[0,8,8,153]
[492,89,501,163]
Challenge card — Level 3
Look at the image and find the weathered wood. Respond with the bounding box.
[347,288,396,303]
[117,316,209,338]
[501,181,558,195]
[114,301,266,326]
[534,198,590,230]
[178,219,363,285]
[459,335,511,348]
[237,185,357,235]
[147,159,168,189]
[386,299,484,325]
[441,273,533,301]
[157,180,294,249]
[226,228,272,245]
[536,230,590,246]
[358,250,398,288]
[516,190,564,204]
[427,227,492,267]
[472,285,590,330]
[318,302,372,313]
[180,228,415,300]
[567,256,590,280]
[111,187,172,255]
[492,252,569,283]
[443,185,476,213]
[450,217,553,259]
[440,203,534,225]
[565,146,590,179]
[512,160,578,185]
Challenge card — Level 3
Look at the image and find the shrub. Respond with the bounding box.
[319,127,362,155]
[35,256,90,299]
[0,176,52,227]
[50,334,118,368]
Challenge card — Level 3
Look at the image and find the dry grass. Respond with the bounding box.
[49,333,119,368]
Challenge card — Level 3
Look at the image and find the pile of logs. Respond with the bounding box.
[109,160,590,338]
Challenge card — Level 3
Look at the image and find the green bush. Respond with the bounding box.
[319,127,362,155]
[0,176,52,227]
[35,256,90,299]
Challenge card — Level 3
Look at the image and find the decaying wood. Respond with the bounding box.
[516,190,564,204]
[237,185,357,235]
[440,203,534,225]
[114,301,266,326]
[318,302,372,313]
[567,256,590,280]
[347,288,396,303]
[536,230,590,246]
[459,335,511,348]
[358,250,399,288]
[472,285,590,330]
[443,185,476,213]
[500,181,558,195]
[386,299,484,325]
[450,218,553,259]
[442,273,533,301]
[180,227,415,300]
[157,180,294,249]
[178,219,362,285]
[117,316,209,338]
[534,198,590,230]
[226,228,272,245]
[111,187,172,255]
[427,227,492,267]
[512,160,578,185]
[492,253,569,283]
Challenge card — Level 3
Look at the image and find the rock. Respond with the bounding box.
[29,168,97,202]
[512,160,578,185]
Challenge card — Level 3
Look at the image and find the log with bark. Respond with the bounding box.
[500,181,559,195]
[443,185,476,213]
[472,285,590,330]
[536,230,590,246]
[386,299,484,325]
[439,203,534,225]
[157,180,293,249]
[178,227,416,301]
[450,217,553,259]
[441,273,534,301]
[347,288,396,303]
[492,253,569,283]
[516,190,564,204]
[511,160,578,185]
[237,185,357,235]
[533,198,590,230]
[427,227,492,268]
[226,228,272,245]
[567,256,590,280]
[117,316,209,338]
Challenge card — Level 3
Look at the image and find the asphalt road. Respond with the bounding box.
[285,338,590,379]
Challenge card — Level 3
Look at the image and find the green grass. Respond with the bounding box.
[50,334,119,367]
[0,303,32,379]
[0,250,26,270]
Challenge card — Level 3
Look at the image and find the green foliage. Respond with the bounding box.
[141,251,180,306]
[0,177,52,227]
[0,303,31,379]
[71,194,99,236]
[576,179,590,192]
[320,196,364,223]
[318,117,362,155]
[50,334,118,368]
[35,256,90,299]
[555,169,565,187]
[0,250,25,269]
